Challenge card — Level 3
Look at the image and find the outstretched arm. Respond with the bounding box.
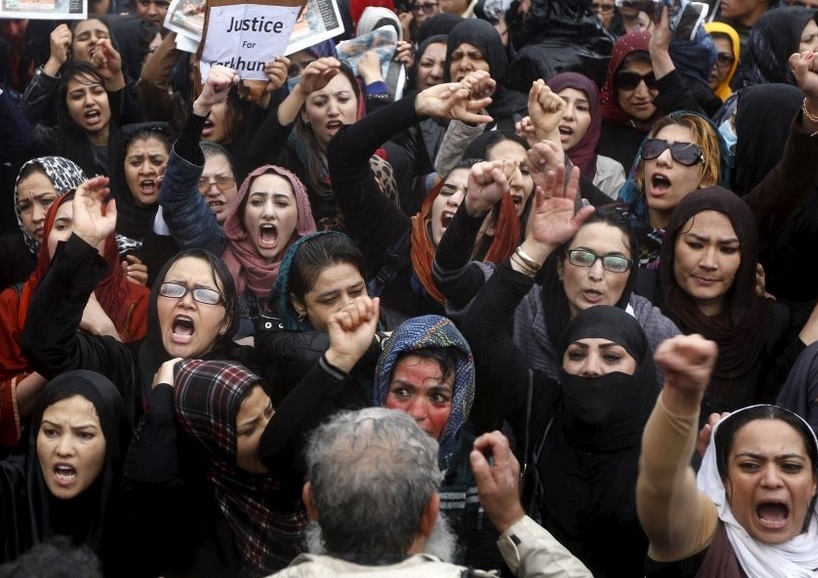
[637,334,720,562]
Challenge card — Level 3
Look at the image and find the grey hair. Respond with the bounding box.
[305,408,443,564]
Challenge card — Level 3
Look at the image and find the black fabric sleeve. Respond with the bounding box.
[432,205,489,309]
[175,112,208,166]
[654,69,706,117]
[460,261,537,433]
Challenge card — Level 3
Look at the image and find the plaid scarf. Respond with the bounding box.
[174,360,307,576]
[374,315,475,466]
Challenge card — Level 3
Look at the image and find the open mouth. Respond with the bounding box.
[440,211,455,232]
[84,109,101,124]
[511,193,523,208]
[757,502,789,530]
[171,315,195,342]
[581,289,603,302]
[54,464,77,485]
[201,119,215,138]
[650,173,671,194]
[258,223,278,249]
[139,178,157,195]
[207,199,224,209]
[558,125,573,136]
[326,120,344,133]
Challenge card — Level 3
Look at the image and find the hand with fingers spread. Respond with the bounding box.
[325,296,381,373]
[470,431,526,534]
[524,165,595,260]
[72,176,116,250]
[414,70,495,124]
[193,65,239,116]
[464,160,512,216]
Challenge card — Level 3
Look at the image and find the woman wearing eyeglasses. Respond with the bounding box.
[457,166,678,402]
[459,168,665,577]
[20,175,259,431]
[703,22,740,102]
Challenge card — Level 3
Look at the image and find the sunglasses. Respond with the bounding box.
[411,2,439,13]
[640,138,704,166]
[615,70,658,91]
[198,175,236,193]
[566,249,632,273]
[591,2,615,11]
[715,52,735,67]
[159,282,224,305]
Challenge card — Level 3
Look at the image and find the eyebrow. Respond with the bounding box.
[314,282,364,301]
[734,451,806,461]
[684,232,740,245]
[41,420,99,430]
[248,191,291,199]
[390,379,453,391]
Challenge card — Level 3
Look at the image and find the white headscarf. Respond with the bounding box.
[697,404,818,578]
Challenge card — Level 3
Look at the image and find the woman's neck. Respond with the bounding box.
[86,125,110,147]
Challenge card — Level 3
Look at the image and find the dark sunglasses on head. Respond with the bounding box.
[615,70,658,91]
[640,138,704,166]
[159,282,224,305]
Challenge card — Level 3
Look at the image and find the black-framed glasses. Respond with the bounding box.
[159,282,224,305]
[591,2,615,12]
[615,70,658,91]
[715,52,735,67]
[198,175,236,193]
[411,2,439,12]
[566,249,632,273]
[640,138,704,166]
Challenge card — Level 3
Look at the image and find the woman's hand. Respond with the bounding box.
[44,23,71,77]
[357,50,384,85]
[91,38,125,91]
[527,79,565,143]
[325,296,380,373]
[193,65,239,117]
[527,139,565,193]
[295,56,341,96]
[152,357,183,389]
[263,55,290,94]
[394,40,415,68]
[654,334,718,413]
[122,254,149,286]
[80,292,121,341]
[414,70,495,124]
[521,163,594,263]
[791,51,818,134]
[649,6,674,80]
[72,176,115,250]
[464,160,512,216]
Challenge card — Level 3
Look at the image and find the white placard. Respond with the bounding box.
[199,3,301,81]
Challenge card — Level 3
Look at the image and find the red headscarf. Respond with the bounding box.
[599,30,661,132]
[410,174,519,305]
[547,72,603,181]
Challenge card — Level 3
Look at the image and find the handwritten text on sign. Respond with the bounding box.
[200,3,301,81]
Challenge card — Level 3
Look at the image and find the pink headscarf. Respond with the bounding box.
[222,165,317,298]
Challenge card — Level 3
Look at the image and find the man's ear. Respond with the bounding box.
[418,492,440,539]
[302,482,319,521]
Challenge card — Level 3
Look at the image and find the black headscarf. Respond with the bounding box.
[444,19,528,126]
[732,83,803,195]
[112,122,172,243]
[417,13,464,43]
[733,7,818,89]
[539,305,656,576]
[659,186,769,387]
[0,371,130,564]
[409,34,448,91]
